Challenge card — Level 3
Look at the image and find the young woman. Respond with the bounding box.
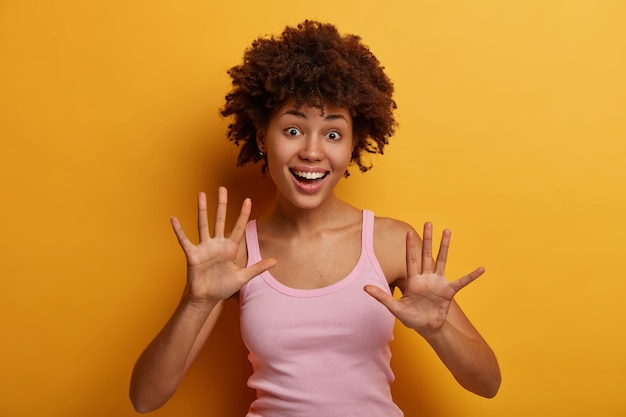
[130,20,501,416]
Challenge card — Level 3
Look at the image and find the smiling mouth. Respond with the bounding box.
[290,170,328,183]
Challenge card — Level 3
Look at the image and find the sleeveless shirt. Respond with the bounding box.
[240,210,403,417]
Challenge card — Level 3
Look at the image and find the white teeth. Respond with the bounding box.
[293,170,326,180]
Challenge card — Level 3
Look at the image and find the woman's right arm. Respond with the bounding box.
[129,188,276,413]
[129,296,224,413]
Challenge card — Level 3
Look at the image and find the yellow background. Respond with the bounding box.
[2,1,625,416]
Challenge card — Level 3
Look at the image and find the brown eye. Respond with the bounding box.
[326,131,341,141]
[285,127,301,136]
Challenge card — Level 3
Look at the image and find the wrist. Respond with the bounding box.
[181,288,221,313]
[416,319,450,343]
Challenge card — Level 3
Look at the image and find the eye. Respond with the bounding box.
[326,131,342,141]
[285,127,302,137]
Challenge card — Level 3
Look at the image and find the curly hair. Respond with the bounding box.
[221,20,397,175]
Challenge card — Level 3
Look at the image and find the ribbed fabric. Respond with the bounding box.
[240,210,403,417]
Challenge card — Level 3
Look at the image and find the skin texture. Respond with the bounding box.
[259,103,354,212]
[129,104,501,413]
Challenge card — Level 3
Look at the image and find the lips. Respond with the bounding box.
[289,169,330,193]
[291,170,328,181]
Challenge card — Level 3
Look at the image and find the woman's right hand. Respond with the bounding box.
[170,187,277,304]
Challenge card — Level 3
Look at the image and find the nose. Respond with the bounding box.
[298,136,323,161]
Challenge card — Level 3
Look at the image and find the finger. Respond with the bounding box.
[171,216,193,251]
[435,229,451,276]
[229,197,252,242]
[421,222,433,273]
[196,192,210,242]
[405,231,419,278]
[450,267,485,293]
[213,187,228,239]
[364,285,399,316]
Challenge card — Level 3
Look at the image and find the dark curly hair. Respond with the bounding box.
[221,20,397,175]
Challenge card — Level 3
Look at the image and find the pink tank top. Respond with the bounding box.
[240,210,403,417]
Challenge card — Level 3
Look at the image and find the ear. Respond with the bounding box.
[256,128,266,153]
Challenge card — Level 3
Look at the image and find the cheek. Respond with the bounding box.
[265,147,290,178]
[265,143,288,164]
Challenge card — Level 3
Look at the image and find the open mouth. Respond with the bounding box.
[290,170,328,184]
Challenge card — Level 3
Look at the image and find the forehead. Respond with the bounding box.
[270,102,352,123]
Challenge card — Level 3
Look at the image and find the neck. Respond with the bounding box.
[260,192,357,237]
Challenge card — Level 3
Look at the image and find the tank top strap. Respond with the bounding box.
[361,210,390,291]
[361,209,378,260]
[245,219,261,266]
[361,210,375,251]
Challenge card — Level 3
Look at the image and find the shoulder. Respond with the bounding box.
[372,216,421,285]
[373,216,418,248]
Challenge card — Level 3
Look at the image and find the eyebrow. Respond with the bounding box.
[281,109,348,122]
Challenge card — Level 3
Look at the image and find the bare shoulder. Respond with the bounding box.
[373,216,416,238]
[373,216,420,286]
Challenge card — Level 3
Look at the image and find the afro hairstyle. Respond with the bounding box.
[221,20,397,175]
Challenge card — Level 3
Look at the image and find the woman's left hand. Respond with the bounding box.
[365,222,484,337]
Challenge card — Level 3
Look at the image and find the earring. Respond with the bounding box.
[259,149,264,156]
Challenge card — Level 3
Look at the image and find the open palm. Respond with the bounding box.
[365,222,484,336]
[171,187,276,304]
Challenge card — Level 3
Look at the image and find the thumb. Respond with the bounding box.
[364,285,398,313]
[242,258,278,283]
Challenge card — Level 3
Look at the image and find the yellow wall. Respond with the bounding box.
[2,1,625,416]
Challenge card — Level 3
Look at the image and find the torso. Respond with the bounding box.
[235,202,414,292]
[239,208,405,417]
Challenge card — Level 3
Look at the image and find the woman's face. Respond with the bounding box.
[259,102,354,210]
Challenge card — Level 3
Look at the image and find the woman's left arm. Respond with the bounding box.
[366,221,501,398]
